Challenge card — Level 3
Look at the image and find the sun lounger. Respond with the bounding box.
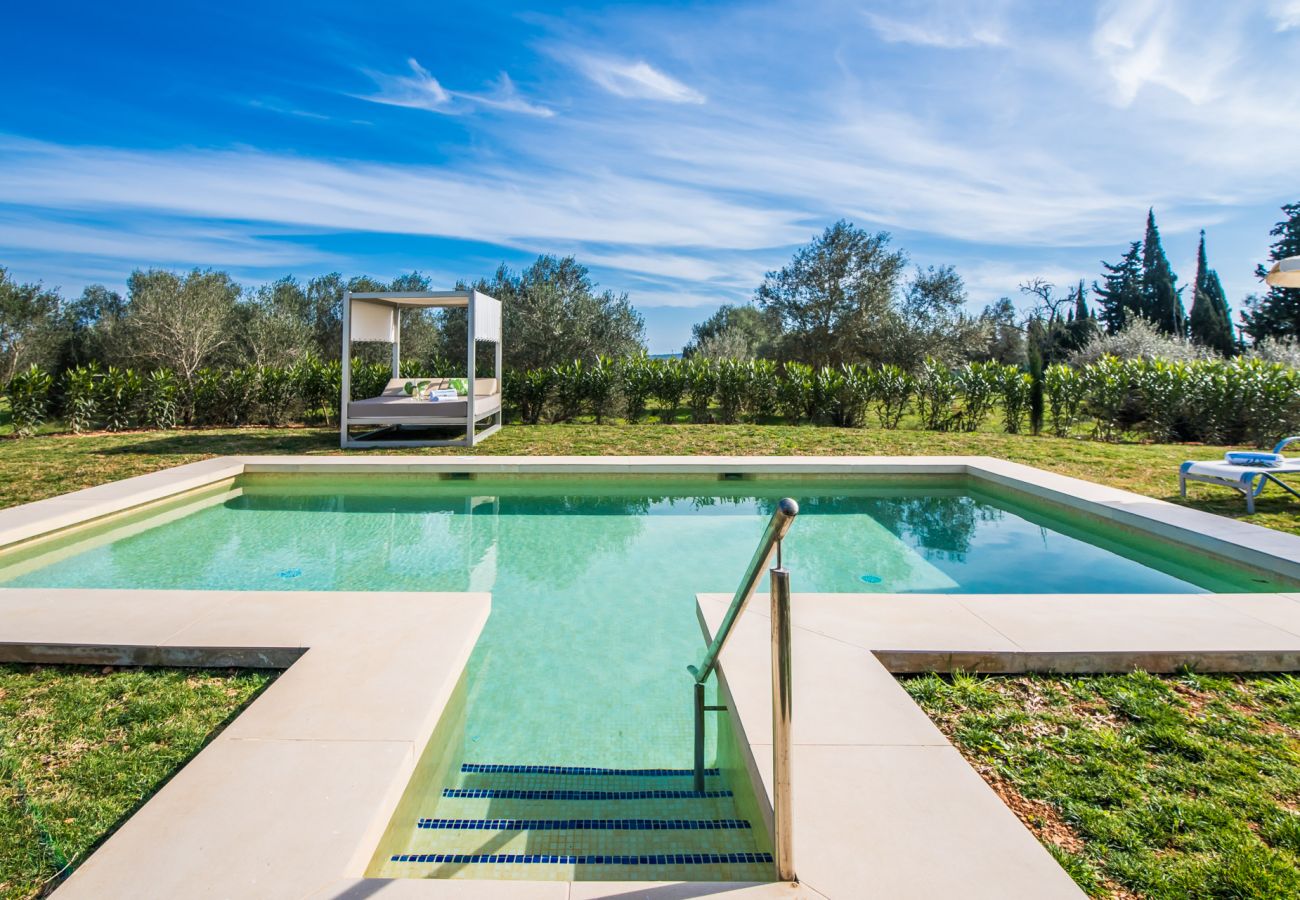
[1179,437,1300,512]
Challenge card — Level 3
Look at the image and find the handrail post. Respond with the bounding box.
[693,681,706,794]
[770,565,795,882]
[686,498,798,877]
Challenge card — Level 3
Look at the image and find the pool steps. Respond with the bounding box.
[386,763,774,881]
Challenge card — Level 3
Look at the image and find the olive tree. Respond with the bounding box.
[123,268,240,392]
[755,221,907,367]
[0,267,64,382]
[451,256,645,371]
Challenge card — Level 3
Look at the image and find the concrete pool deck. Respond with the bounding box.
[0,454,1297,898]
[697,589,1300,899]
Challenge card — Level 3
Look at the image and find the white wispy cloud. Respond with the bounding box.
[1090,0,1245,106]
[358,58,453,112]
[574,56,705,104]
[457,73,555,118]
[357,59,553,117]
[0,210,334,270]
[863,1,1009,48]
[1271,0,1300,29]
[0,137,796,250]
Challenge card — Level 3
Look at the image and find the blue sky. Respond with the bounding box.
[2,1,1298,352]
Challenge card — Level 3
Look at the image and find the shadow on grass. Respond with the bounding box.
[96,428,338,457]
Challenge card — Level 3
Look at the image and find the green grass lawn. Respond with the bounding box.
[905,672,1300,900]
[0,665,273,899]
[2,424,1299,895]
[1,423,1298,534]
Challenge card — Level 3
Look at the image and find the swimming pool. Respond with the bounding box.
[0,472,1289,771]
[4,467,1295,882]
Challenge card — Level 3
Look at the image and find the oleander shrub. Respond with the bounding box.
[257,365,296,426]
[714,358,751,425]
[398,359,429,379]
[143,369,179,430]
[872,364,913,429]
[621,356,657,423]
[505,367,553,424]
[743,359,779,422]
[953,361,999,432]
[585,355,621,424]
[191,368,225,425]
[652,358,688,423]
[350,360,390,402]
[550,360,586,423]
[1182,359,1237,445]
[221,367,260,426]
[833,363,874,428]
[1081,355,1133,441]
[293,355,338,425]
[522,368,554,425]
[1234,357,1300,448]
[100,366,143,431]
[806,366,842,425]
[1043,364,1085,438]
[1129,358,1186,443]
[685,357,717,424]
[777,362,814,424]
[5,364,53,437]
[915,358,959,431]
[997,364,1032,435]
[64,363,102,433]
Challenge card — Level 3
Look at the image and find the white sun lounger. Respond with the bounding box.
[1180,437,1300,512]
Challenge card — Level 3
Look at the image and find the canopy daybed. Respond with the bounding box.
[340,289,503,448]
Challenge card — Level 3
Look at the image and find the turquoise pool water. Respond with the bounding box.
[0,474,1288,766]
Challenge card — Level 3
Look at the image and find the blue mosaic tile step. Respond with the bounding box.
[391,851,774,866]
[442,788,733,801]
[417,818,751,831]
[460,764,721,777]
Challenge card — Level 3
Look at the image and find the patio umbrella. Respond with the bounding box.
[1265,255,1300,288]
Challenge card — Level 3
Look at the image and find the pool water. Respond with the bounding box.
[0,474,1287,767]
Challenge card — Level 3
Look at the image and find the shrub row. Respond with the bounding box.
[7,355,1299,446]
[503,355,1300,445]
[2,358,443,434]
[502,357,1039,432]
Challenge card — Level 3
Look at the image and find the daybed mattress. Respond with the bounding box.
[348,378,501,421]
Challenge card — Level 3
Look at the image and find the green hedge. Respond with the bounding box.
[6,355,1299,446]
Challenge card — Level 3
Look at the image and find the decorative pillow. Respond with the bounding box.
[448,377,468,395]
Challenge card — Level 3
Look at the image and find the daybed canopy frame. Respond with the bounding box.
[340,289,503,449]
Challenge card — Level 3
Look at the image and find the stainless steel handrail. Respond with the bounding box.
[688,497,798,685]
[769,565,795,882]
[687,497,798,883]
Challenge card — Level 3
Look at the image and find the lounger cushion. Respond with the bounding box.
[1182,459,1300,483]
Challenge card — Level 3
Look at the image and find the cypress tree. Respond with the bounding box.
[1027,331,1044,436]
[1189,230,1235,356]
[1242,202,1300,342]
[1140,209,1186,336]
[1067,279,1099,349]
[1094,242,1144,334]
